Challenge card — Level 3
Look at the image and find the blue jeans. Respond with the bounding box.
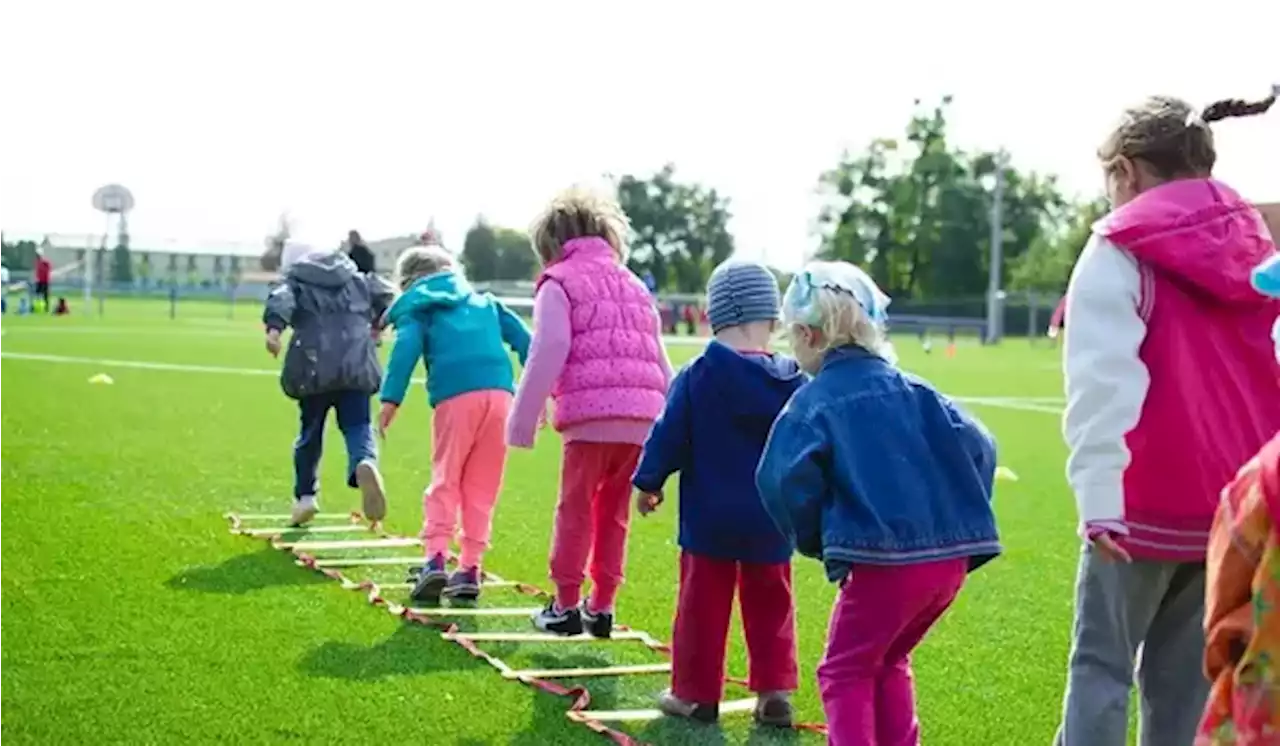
[293,390,377,499]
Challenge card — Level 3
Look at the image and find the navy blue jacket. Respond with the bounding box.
[633,341,807,564]
[756,346,1000,582]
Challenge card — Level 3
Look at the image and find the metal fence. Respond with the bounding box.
[3,274,1062,341]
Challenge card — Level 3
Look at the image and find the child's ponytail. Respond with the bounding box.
[1201,86,1278,123]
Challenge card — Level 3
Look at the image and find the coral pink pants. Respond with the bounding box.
[424,390,512,569]
[549,441,642,612]
[818,559,967,746]
[671,551,799,703]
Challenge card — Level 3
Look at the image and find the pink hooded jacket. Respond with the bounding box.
[1064,178,1280,561]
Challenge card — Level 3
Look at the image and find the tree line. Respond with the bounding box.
[457,97,1099,298]
[2,97,1101,300]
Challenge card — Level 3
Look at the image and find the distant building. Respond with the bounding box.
[13,231,430,288]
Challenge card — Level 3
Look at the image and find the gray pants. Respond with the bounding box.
[1053,546,1208,746]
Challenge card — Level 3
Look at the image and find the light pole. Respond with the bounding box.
[985,151,1008,344]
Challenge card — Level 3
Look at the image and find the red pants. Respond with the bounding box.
[549,441,642,612]
[671,551,799,704]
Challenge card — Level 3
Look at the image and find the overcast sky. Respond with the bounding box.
[2,1,1276,269]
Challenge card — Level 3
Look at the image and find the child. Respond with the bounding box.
[378,243,531,603]
[1055,88,1280,746]
[633,260,805,727]
[263,240,394,527]
[756,261,999,746]
[1198,438,1280,746]
[507,186,672,637]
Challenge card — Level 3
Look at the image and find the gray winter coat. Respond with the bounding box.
[263,251,394,400]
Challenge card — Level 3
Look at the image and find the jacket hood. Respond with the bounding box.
[287,250,358,288]
[695,340,806,425]
[1098,178,1278,308]
[386,271,473,324]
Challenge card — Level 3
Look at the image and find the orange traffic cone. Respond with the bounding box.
[945,342,957,358]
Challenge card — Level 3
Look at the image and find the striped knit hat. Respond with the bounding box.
[706,259,781,333]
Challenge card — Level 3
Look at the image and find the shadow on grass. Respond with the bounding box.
[633,716,803,746]
[164,547,328,595]
[508,665,622,746]
[297,623,476,681]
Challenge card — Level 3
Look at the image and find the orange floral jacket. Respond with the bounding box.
[1198,432,1280,746]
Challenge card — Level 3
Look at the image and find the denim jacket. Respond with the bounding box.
[756,345,1000,582]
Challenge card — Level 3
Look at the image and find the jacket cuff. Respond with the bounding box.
[632,473,663,494]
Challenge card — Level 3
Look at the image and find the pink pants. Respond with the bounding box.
[818,559,967,746]
[671,552,798,703]
[548,441,642,612]
[424,390,512,569]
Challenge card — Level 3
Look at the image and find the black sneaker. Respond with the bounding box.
[580,603,613,639]
[409,554,448,604]
[531,601,583,636]
[443,566,481,602]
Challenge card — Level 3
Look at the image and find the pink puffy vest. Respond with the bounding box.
[536,237,668,431]
[1099,179,1280,561]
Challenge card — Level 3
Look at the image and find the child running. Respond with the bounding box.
[1054,88,1280,746]
[507,186,672,637]
[263,239,394,527]
[756,261,1000,746]
[378,242,531,603]
[633,259,805,727]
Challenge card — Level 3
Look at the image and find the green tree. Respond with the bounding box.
[462,219,538,282]
[110,229,133,284]
[461,218,499,281]
[816,98,1071,300]
[616,164,736,293]
[1,239,39,271]
[1009,197,1108,292]
[494,228,537,281]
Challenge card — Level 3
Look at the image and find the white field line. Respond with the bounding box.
[2,351,1063,415]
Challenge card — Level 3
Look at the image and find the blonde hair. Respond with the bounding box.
[803,285,896,363]
[393,244,456,291]
[529,186,631,266]
[1098,91,1276,179]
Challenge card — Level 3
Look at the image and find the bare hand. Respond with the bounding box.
[636,490,663,516]
[265,329,282,357]
[378,402,398,438]
[1093,532,1132,563]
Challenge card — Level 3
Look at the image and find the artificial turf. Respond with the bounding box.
[2,298,1088,745]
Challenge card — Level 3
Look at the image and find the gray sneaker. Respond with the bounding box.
[290,495,319,527]
[354,460,386,521]
[657,689,718,724]
[753,692,793,728]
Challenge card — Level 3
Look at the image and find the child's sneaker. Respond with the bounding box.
[354,460,386,521]
[531,601,583,636]
[290,495,319,527]
[443,566,481,602]
[580,603,613,639]
[410,554,448,603]
[753,692,794,728]
[657,690,719,724]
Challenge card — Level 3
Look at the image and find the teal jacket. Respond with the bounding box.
[379,272,531,408]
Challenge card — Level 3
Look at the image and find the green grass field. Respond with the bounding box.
[1,299,1079,745]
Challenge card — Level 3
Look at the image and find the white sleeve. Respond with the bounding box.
[1062,233,1150,530]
